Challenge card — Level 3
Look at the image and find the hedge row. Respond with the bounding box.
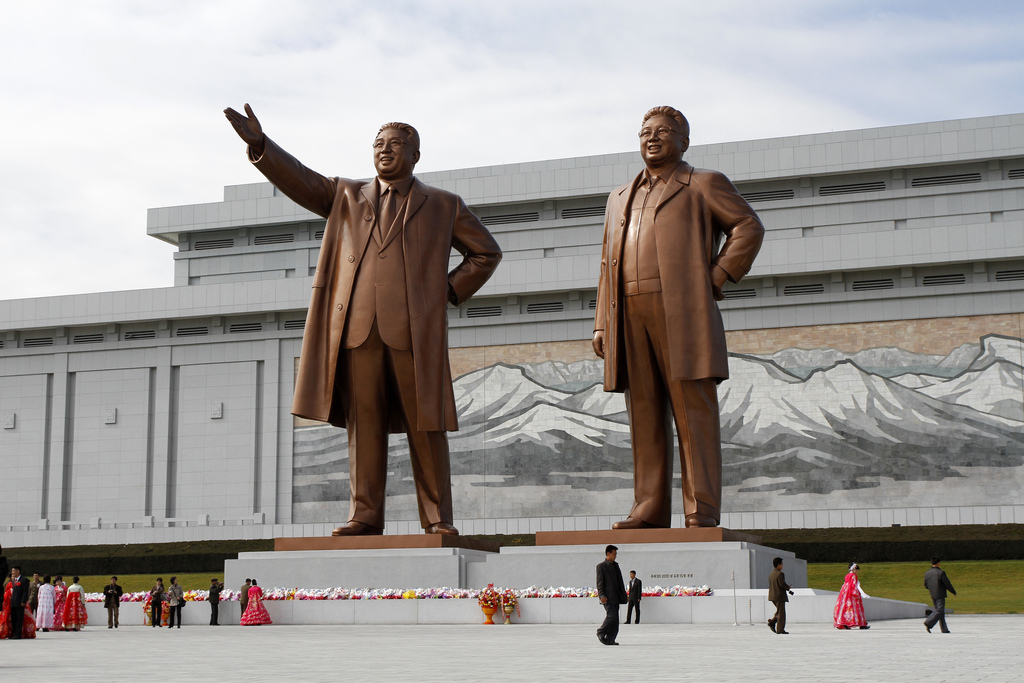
[757,539,1024,564]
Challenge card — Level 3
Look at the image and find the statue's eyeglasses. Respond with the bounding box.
[638,126,680,140]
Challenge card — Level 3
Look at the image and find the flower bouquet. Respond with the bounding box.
[477,583,501,624]
[500,587,520,623]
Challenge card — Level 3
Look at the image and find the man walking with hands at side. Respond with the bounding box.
[924,557,957,633]
[596,545,627,645]
[626,570,642,624]
[768,557,794,634]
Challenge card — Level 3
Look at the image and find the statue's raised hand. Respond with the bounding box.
[224,103,265,154]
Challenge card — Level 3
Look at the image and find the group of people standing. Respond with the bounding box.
[237,578,272,626]
[1,568,88,639]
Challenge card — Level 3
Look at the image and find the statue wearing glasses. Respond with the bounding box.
[225,104,502,536]
[593,106,764,529]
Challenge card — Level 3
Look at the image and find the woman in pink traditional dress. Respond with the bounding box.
[62,576,89,631]
[833,563,870,629]
[240,579,272,626]
[36,575,56,632]
[0,577,37,639]
[53,575,67,631]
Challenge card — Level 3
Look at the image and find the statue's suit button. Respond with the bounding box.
[612,259,617,266]
[611,301,616,308]
[620,218,625,226]
[364,215,372,221]
[336,304,343,311]
[379,252,386,259]
[348,255,355,262]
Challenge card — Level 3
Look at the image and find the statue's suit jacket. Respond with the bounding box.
[595,162,764,390]
[251,138,501,432]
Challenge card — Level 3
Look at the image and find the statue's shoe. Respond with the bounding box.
[425,522,460,535]
[611,517,660,530]
[331,521,384,536]
[684,514,718,528]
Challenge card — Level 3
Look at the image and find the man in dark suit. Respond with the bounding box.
[239,578,251,619]
[924,557,957,633]
[209,579,223,626]
[626,570,642,624]
[102,576,124,629]
[767,557,793,634]
[596,545,627,645]
[594,106,764,530]
[9,566,30,639]
[225,105,501,537]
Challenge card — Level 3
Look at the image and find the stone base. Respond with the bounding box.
[536,527,762,545]
[274,534,499,552]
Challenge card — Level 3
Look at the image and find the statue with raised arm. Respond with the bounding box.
[225,104,502,536]
[593,106,764,529]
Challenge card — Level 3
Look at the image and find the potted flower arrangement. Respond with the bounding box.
[500,588,520,624]
[477,584,501,624]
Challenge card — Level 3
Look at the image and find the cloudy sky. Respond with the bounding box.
[2,0,1022,301]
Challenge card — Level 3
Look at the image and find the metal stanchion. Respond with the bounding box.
[732,570,739,626]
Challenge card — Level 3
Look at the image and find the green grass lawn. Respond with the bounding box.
[76,574,225,594]
[807,560,1024,614]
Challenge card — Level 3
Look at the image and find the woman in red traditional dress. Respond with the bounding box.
[833,563,870,629]
[240,579,272,625]
[0,577,37,639]
[62,576,89,631]
[52,575,67,631]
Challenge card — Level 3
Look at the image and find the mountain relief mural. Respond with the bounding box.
[292,334,1024,522]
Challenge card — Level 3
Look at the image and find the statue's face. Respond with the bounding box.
[373,128,419,180]
[639,115,688,168]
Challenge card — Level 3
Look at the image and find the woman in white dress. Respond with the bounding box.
[36,575,56,632]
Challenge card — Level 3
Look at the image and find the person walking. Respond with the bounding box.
[767,557,794,634]
[208,579,223,626]
[103,576,124,629]
[595,545,627,645]
[149,578,165,627]
[166,576,185,629]
[36,575,55,632]
[833,563,870,629]
[626,570,642,624]
[924,557,957,633]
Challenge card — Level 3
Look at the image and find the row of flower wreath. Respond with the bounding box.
[83,585,712,603]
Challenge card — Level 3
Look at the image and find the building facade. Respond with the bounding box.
[2,114,1023,546]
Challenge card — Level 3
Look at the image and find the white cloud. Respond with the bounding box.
[1,0,1022,300]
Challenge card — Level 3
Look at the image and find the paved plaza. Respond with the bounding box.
[1,615,1022,682]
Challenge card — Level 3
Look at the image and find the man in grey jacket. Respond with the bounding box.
[924,557,957,633]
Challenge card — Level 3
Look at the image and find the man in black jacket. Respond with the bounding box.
[209,579,223,626]
[626,570,642,624]
[924,557,957,633]
[767,557,794,634]
[9,566,30,639]
[596,545,627,645]
[103,576,124,629]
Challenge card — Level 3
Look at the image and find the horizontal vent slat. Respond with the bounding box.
[283,320,306,330]
[314,230,325,240]
[23,338,54,347]
[995,269,1024,282]
[911,173,982,188]
[0,340,4,349]
[588,299,597,309]
[921,274,966,287]
[123,330,156,341]
[818,181,886,196]
[741,189,795,202]
[1008,169,1024,180]
[722,288,757,299]
[175,326,209,337]
[561,207,606,219]
[851,278,895,291]
[228,323,263,333]
[526,302,564,314]
[194,239,234,251]
[466,306,503,318]
[72,334,105,344]
[253,234,294,245]
[783,284,825,296]
[480,212,540,226]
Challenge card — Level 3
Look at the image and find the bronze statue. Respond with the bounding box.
[593,106,764,529]
[225,104,502,536]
